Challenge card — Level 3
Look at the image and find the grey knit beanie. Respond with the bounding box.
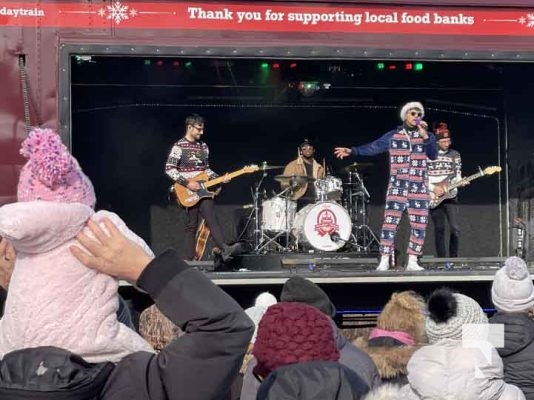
[492,257,534,313]
[425,289,487,344]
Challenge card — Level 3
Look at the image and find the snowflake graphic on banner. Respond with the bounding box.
[98,1,136,24]
[527,13,534,28]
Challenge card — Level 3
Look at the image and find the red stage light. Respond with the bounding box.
[388,64,397,70]
[172,60,180,68]
[272,63,280,69]
[289,63,297,69]
[156,60,164,67]
[405,63,413,70]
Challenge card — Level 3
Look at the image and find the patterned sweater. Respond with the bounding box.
[165,138,218,186]
[427,149,462,188]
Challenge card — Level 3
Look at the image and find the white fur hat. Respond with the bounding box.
[400,101,424,121]
[492,257,534,313]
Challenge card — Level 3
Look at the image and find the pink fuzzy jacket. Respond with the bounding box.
[0,201,155,363]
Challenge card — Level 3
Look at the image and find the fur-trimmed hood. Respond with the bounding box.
[354,336,421,383]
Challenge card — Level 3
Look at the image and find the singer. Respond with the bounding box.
[334,102,437,271]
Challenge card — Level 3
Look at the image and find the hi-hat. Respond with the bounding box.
[340,162,374,173]
[274,174,315,183]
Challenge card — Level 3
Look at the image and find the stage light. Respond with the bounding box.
[414,62,424,71]
[143,59,151,66]
[388,64,397,70]
[272,63,280,69]
[185,61,193,68]
[289,63,298,69]
[376,62,385,71]
[261,62,269,69]
[156,59,164,67]
[172,60,180,68]
[404,63,413,70]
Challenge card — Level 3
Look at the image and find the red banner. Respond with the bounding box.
[1,1,534,36]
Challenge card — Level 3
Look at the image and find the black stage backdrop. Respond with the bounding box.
[71,59,508,258]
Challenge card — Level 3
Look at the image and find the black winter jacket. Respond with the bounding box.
[490,312,534,400]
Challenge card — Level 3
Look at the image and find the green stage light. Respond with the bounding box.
[414,62,424,71]
[376,62,385,71]
[261,62,269,69]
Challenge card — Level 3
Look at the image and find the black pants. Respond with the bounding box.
[183,198,226,260]
[430,199,460,257]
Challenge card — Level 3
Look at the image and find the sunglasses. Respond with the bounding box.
[409,111,422,117]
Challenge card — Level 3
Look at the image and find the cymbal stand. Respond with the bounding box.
[347,171,380,252]
[248,164,269,251]
[254,185,295,254]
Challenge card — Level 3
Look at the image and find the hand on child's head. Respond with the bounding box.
[69,218,153,284]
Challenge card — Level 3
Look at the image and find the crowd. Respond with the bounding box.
[0,127,532,399]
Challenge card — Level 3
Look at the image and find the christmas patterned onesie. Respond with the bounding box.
[351,126,437,256]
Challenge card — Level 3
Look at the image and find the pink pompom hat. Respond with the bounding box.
[17,127,96,208]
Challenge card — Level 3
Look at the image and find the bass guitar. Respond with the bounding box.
[174,164,259,207]
[429,165,501,209]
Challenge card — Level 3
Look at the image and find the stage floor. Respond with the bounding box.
[194,253,508,285]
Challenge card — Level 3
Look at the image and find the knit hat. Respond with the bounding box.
[425,288,488,344]
[255,292,278,308]
[492,257,534,313]
[245,292,278,343]
[400,101,424,121]
[280,276,336,317]
[17,127,96,208]
[434,122,450,141]
[252,302,339,378]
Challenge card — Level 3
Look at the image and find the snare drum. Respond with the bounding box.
[262,197,297,232]
[315,176,343,201]
[291,201,352,251]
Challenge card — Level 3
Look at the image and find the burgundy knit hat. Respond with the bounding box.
[252,302,340,378]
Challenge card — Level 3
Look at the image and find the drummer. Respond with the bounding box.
[281,139,325,210]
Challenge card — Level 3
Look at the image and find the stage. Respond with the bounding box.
[141,253,509,314]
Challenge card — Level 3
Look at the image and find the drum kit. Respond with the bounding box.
[245,161,379,254]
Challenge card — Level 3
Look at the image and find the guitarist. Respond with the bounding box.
[427,122,467,258]
[165,113,237,261]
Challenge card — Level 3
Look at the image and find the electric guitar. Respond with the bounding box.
[429,165,501,209]
[174,165,259,207]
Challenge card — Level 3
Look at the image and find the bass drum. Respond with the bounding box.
[291,201,352,251]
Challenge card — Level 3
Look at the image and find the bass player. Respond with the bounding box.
[427,122,468,258]
[165,113,240,261]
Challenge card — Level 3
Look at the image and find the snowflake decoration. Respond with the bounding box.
[518,16,526,25]
[527,13,534,28]
[98,1,132,24]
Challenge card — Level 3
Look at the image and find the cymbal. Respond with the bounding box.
[340,162,374,173]
[274,174,315,183]
[260,165,285,170]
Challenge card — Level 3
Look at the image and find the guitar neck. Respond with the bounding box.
[448,171,484,191]
[205,169,247,188]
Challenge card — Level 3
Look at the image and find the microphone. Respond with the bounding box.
[242,204,255,209]
[330,232,341,243]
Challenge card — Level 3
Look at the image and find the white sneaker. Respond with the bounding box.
[376,255,390,271]
[406,255,424,271]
